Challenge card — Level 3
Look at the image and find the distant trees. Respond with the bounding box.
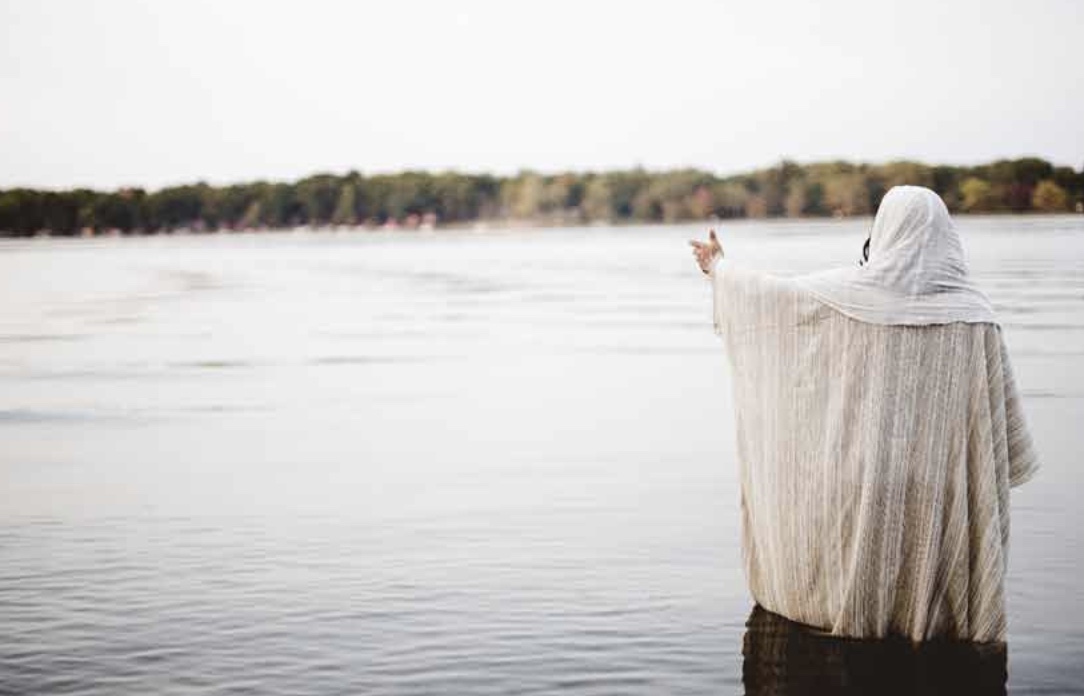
[581,176,614,222]
[331,181,358,226]
[960,177,997,212]
[1,158,1081,237]
[1032,180,1069,212]
[822,169,871,217]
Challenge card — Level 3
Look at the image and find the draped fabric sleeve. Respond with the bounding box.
[998,332,1040,488]
[709,258,804,339]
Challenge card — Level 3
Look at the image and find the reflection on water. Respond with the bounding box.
[0,217,1081,694]
[743,605,1006,696]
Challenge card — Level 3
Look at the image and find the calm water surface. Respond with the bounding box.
[1,217,1082,694]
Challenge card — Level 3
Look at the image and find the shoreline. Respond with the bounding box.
[2,159,1082,239]
[4,211,1083,243]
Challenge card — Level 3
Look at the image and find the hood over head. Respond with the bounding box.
[794,185,997,326]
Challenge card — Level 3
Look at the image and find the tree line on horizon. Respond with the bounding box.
[0,158,1081,237]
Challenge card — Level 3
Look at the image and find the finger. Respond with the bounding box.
[709,229,718,245]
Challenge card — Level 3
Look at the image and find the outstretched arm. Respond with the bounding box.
[691,228,796,336]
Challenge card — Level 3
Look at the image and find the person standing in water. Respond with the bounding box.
[689,186,1039,643]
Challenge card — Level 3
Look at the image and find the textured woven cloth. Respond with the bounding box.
[792,186,997,326]
[709,261,1039,642]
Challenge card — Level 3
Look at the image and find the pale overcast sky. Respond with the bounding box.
[0,0,1080,190]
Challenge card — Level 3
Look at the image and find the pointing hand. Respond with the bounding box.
[689,229,723,274]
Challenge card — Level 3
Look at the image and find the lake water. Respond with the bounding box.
[1,217,1082,695]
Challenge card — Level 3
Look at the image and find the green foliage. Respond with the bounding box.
[331,182,358,226]
[2,158,1080,236]
[960,177,998,213]
[1032,180,1069,212]
[581,176,614,222]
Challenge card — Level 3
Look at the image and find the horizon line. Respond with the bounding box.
[3,155,1081,194]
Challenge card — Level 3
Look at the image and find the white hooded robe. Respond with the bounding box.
[710,186,1038,642]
